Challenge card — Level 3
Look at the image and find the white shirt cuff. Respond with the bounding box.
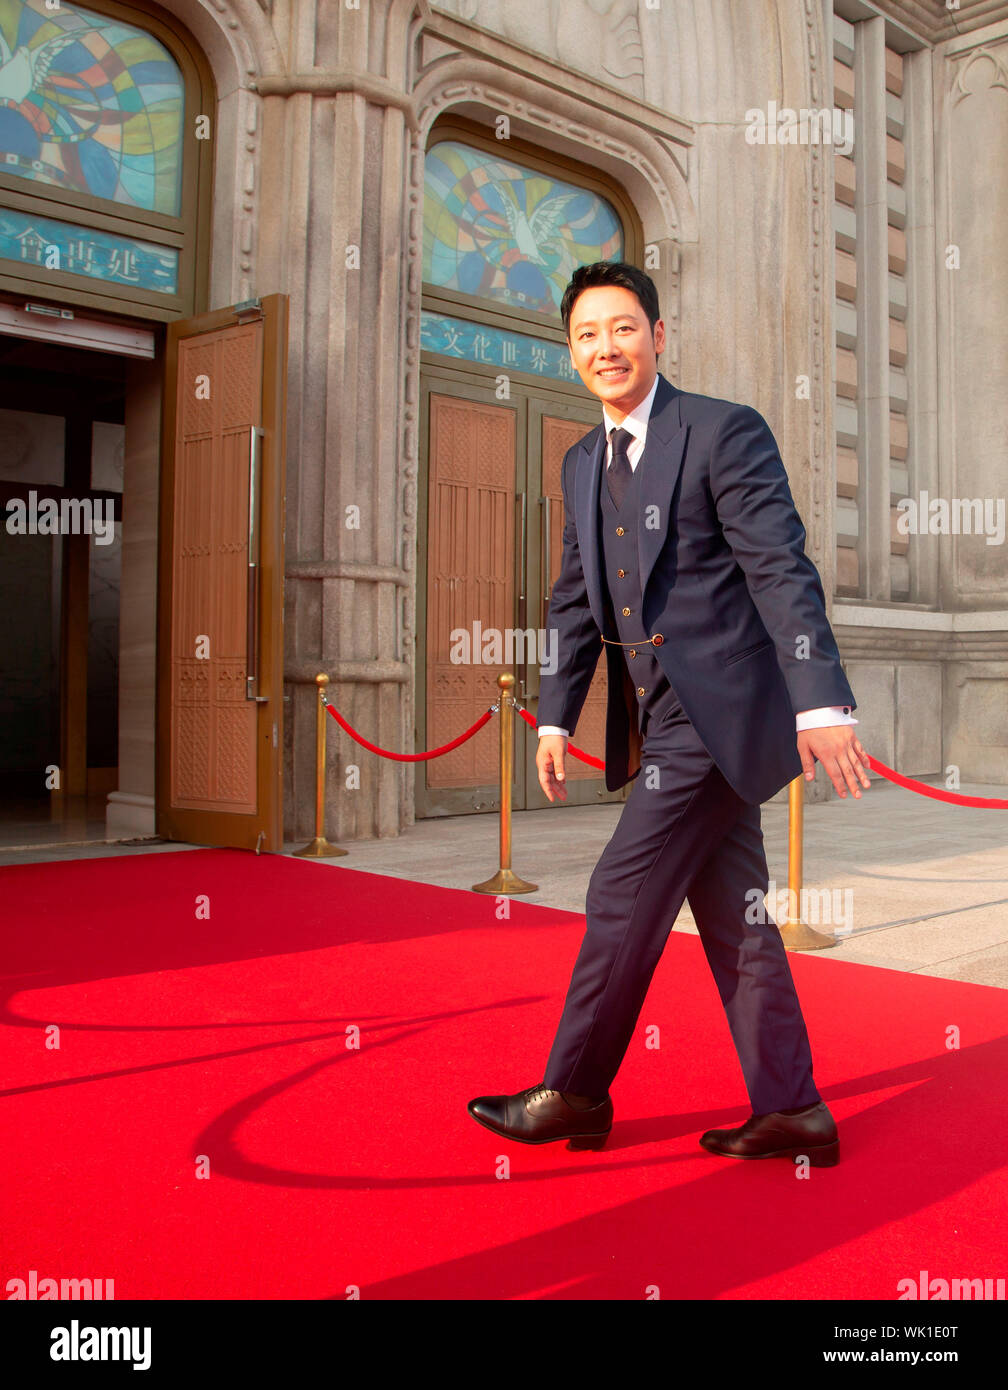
[795,705,857,731]
[537,726,569,738]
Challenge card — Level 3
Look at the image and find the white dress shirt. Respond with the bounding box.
[538,375,857,738]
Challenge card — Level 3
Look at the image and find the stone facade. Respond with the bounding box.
[109,0,1007,842]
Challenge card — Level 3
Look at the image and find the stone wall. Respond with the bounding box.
[137,0,1008,846]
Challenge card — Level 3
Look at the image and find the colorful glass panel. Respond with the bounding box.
[0,0,184,215]
[424,140,624,317]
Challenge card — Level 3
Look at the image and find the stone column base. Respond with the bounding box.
[106,791,156,839]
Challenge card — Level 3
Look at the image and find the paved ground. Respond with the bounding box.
[3,772,1006,989]
[285,772,1008,989]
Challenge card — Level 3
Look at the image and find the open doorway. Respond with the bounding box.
[0,331,126,848]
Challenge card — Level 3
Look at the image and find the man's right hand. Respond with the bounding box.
[536,734,568,803]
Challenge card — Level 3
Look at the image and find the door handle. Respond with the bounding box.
[522,492,552,705]
[516,490,527,629]
[517,490,527,696]
[540,494,551,630]
[246,425,267,702]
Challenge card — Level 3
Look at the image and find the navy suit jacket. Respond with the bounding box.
[536,372,856,805]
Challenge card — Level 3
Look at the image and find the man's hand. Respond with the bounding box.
[536,734,569,803]
[798,725,871,799]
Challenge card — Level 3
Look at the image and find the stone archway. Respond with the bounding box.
[398,37,699,824]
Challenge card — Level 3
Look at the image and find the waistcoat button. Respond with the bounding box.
[637,687,645,697]
[622,607,631,617]
[616,527,625,536]
[652,633,664,647]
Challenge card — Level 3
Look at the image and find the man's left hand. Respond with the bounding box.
[797,725,871,799]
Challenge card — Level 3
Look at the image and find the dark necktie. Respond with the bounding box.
[607,427,634,509]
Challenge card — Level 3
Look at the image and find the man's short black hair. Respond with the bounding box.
[560,261,661,340]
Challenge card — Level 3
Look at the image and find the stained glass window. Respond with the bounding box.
[0,0,184,216]
[424,140,624,317]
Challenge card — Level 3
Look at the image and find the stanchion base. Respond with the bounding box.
[778,919,837,952]
[292,837,348,858]
[472,868,538,895]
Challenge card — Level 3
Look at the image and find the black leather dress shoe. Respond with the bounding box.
[467,1083,612,1150]
[699,1102,838,1165]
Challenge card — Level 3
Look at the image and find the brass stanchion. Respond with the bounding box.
[293,672,347,858]
[473,672,537,895]
[777,773,836,950]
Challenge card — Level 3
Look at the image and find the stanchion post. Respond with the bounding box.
[293,672,348,858]
[473,672,537,895]
[777,772,836,951]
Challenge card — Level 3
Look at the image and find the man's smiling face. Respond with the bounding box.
[566,285,665,421]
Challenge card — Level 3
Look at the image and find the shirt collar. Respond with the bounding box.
[602,372,660,447]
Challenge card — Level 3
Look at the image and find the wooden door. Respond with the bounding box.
[524,399,617,808]
[417,379,521,817]
[156,296,286,850]
[416,372,622,817]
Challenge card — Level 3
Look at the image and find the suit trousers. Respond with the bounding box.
[542,695,823,1115]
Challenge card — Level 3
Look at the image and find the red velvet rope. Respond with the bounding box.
[518,706,1008,807]
[324,699,493,762]
[865,757,1008,808]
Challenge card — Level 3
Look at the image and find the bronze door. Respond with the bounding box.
[418,377,519,817]
[524,396,613,809]
[156,297,287,850]
[417,367,619,817]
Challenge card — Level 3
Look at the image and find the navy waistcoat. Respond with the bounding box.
[599,450,680,732]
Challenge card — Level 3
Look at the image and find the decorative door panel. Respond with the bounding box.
[157,297,286,850]
[416,374,621,818]
[172,324,259,810]
[425,393,515,792]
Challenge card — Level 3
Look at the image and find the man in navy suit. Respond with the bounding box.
[468,262,870,1164]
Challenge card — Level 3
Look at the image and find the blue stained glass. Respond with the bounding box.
[424,140,624,317]
[0,0,185,215]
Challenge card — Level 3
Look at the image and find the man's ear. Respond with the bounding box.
[653,318,666,356]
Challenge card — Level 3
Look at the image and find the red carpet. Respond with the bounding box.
[1,848,1005,1300]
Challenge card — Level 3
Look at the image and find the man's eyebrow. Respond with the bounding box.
[572,314,640,330]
